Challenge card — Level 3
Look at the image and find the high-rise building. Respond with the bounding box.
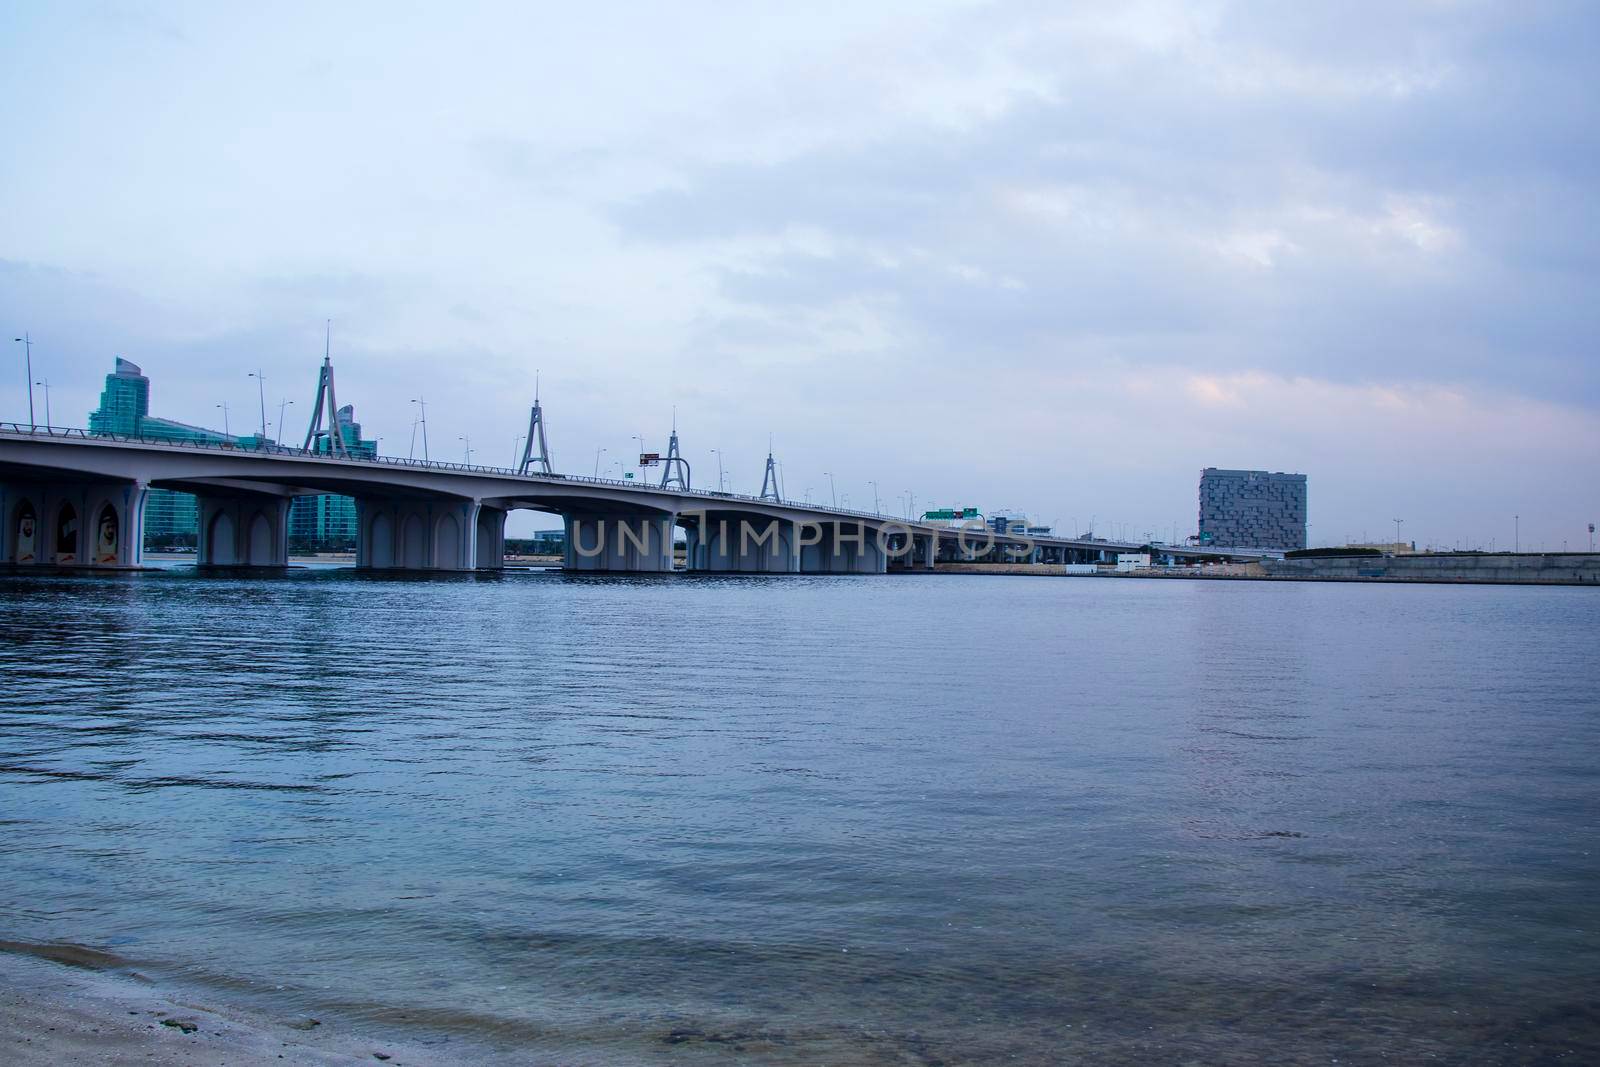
[1198,468,1307,550]
[89,358,242,445]
[88,358,244,543]
[87,358,151,435]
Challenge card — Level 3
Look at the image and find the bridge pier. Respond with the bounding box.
[475,505,506,570]
[2,480,149,568]
[798,521,888,574]
[563,514,676,572]
[356,498,489,571]
[685,515,802,573]
[197,495,290,567]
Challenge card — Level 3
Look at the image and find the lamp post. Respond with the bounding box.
[276,398,294,448]
[804,487,813,504]
[33,378,49,428]
[593,446,606,478]
[710,448,725,491]
[869,480,880,516]
[632,434,646,482]
[1393,518,1403,547]
[1514,514,1519,553]
[13,333,34,428]
[907,490,915,521]
[247,371,268,440]
[824,471,837,508]
[215,402,230,437]
[410,397,429,461]
[513,435,525,468]
[459,434,472,465]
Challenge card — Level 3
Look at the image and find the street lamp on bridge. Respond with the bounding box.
[410,398,429,461]
[13,333,35,429]
[272,399,294,447]
[710,447,725,492]
[247,371,268,440]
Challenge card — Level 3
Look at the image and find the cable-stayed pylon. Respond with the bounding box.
[302,320,350,457]
[518,372,553,475]
[759,439,781,502]
[659,409,690,490]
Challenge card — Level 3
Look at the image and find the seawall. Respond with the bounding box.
[1262,551,1598,585]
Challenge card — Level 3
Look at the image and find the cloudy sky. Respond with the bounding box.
[2,1,1596,547]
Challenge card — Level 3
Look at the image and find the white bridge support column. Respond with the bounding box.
[2,480,149,568]
[197,495,290,567]
[563,513,676,572]
[356,498,483,571]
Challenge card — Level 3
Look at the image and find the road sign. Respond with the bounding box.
[624,472,635,479]
[639,452,660,466]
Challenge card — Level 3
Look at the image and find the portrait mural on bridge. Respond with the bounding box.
[95,505,119,564]
[14,502,36,564]
[55,503,78,564]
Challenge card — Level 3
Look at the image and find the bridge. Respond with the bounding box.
[0,423,1269,573]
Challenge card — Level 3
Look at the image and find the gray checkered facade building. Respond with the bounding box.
[1198,468,1307,550]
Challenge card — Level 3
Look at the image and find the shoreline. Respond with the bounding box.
[0,945,458,1066]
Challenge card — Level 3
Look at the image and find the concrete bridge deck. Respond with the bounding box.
[0,424,1270,573]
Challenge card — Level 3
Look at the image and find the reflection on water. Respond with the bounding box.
[1,570,1597,1063]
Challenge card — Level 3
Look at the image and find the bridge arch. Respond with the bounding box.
[93,502,120,564]
[475,505,505,570]
[368,511,394,568]
[54,501,80,564]
[207,510,237,565]
[11,498,38,564]
[246,510,274,565]
[434,512,461,569]
[400,513,426,569]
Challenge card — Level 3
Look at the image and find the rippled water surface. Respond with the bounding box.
[2,569,1597,1063]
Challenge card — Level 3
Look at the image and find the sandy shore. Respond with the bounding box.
[0,944,449,1066]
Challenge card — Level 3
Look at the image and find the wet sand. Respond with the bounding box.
[0,946,449,1066]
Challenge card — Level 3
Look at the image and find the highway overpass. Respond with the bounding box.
[0,424,1271,573]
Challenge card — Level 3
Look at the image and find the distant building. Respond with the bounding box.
[87,357,376,548]
[1198,468,1307,550]
[988,513,1030,536]
[288,405,376,546]
[90,358,243,446]
[88,358,244,543]
[145,490,198,540]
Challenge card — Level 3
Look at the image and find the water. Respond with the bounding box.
[1,569,1597,1063]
